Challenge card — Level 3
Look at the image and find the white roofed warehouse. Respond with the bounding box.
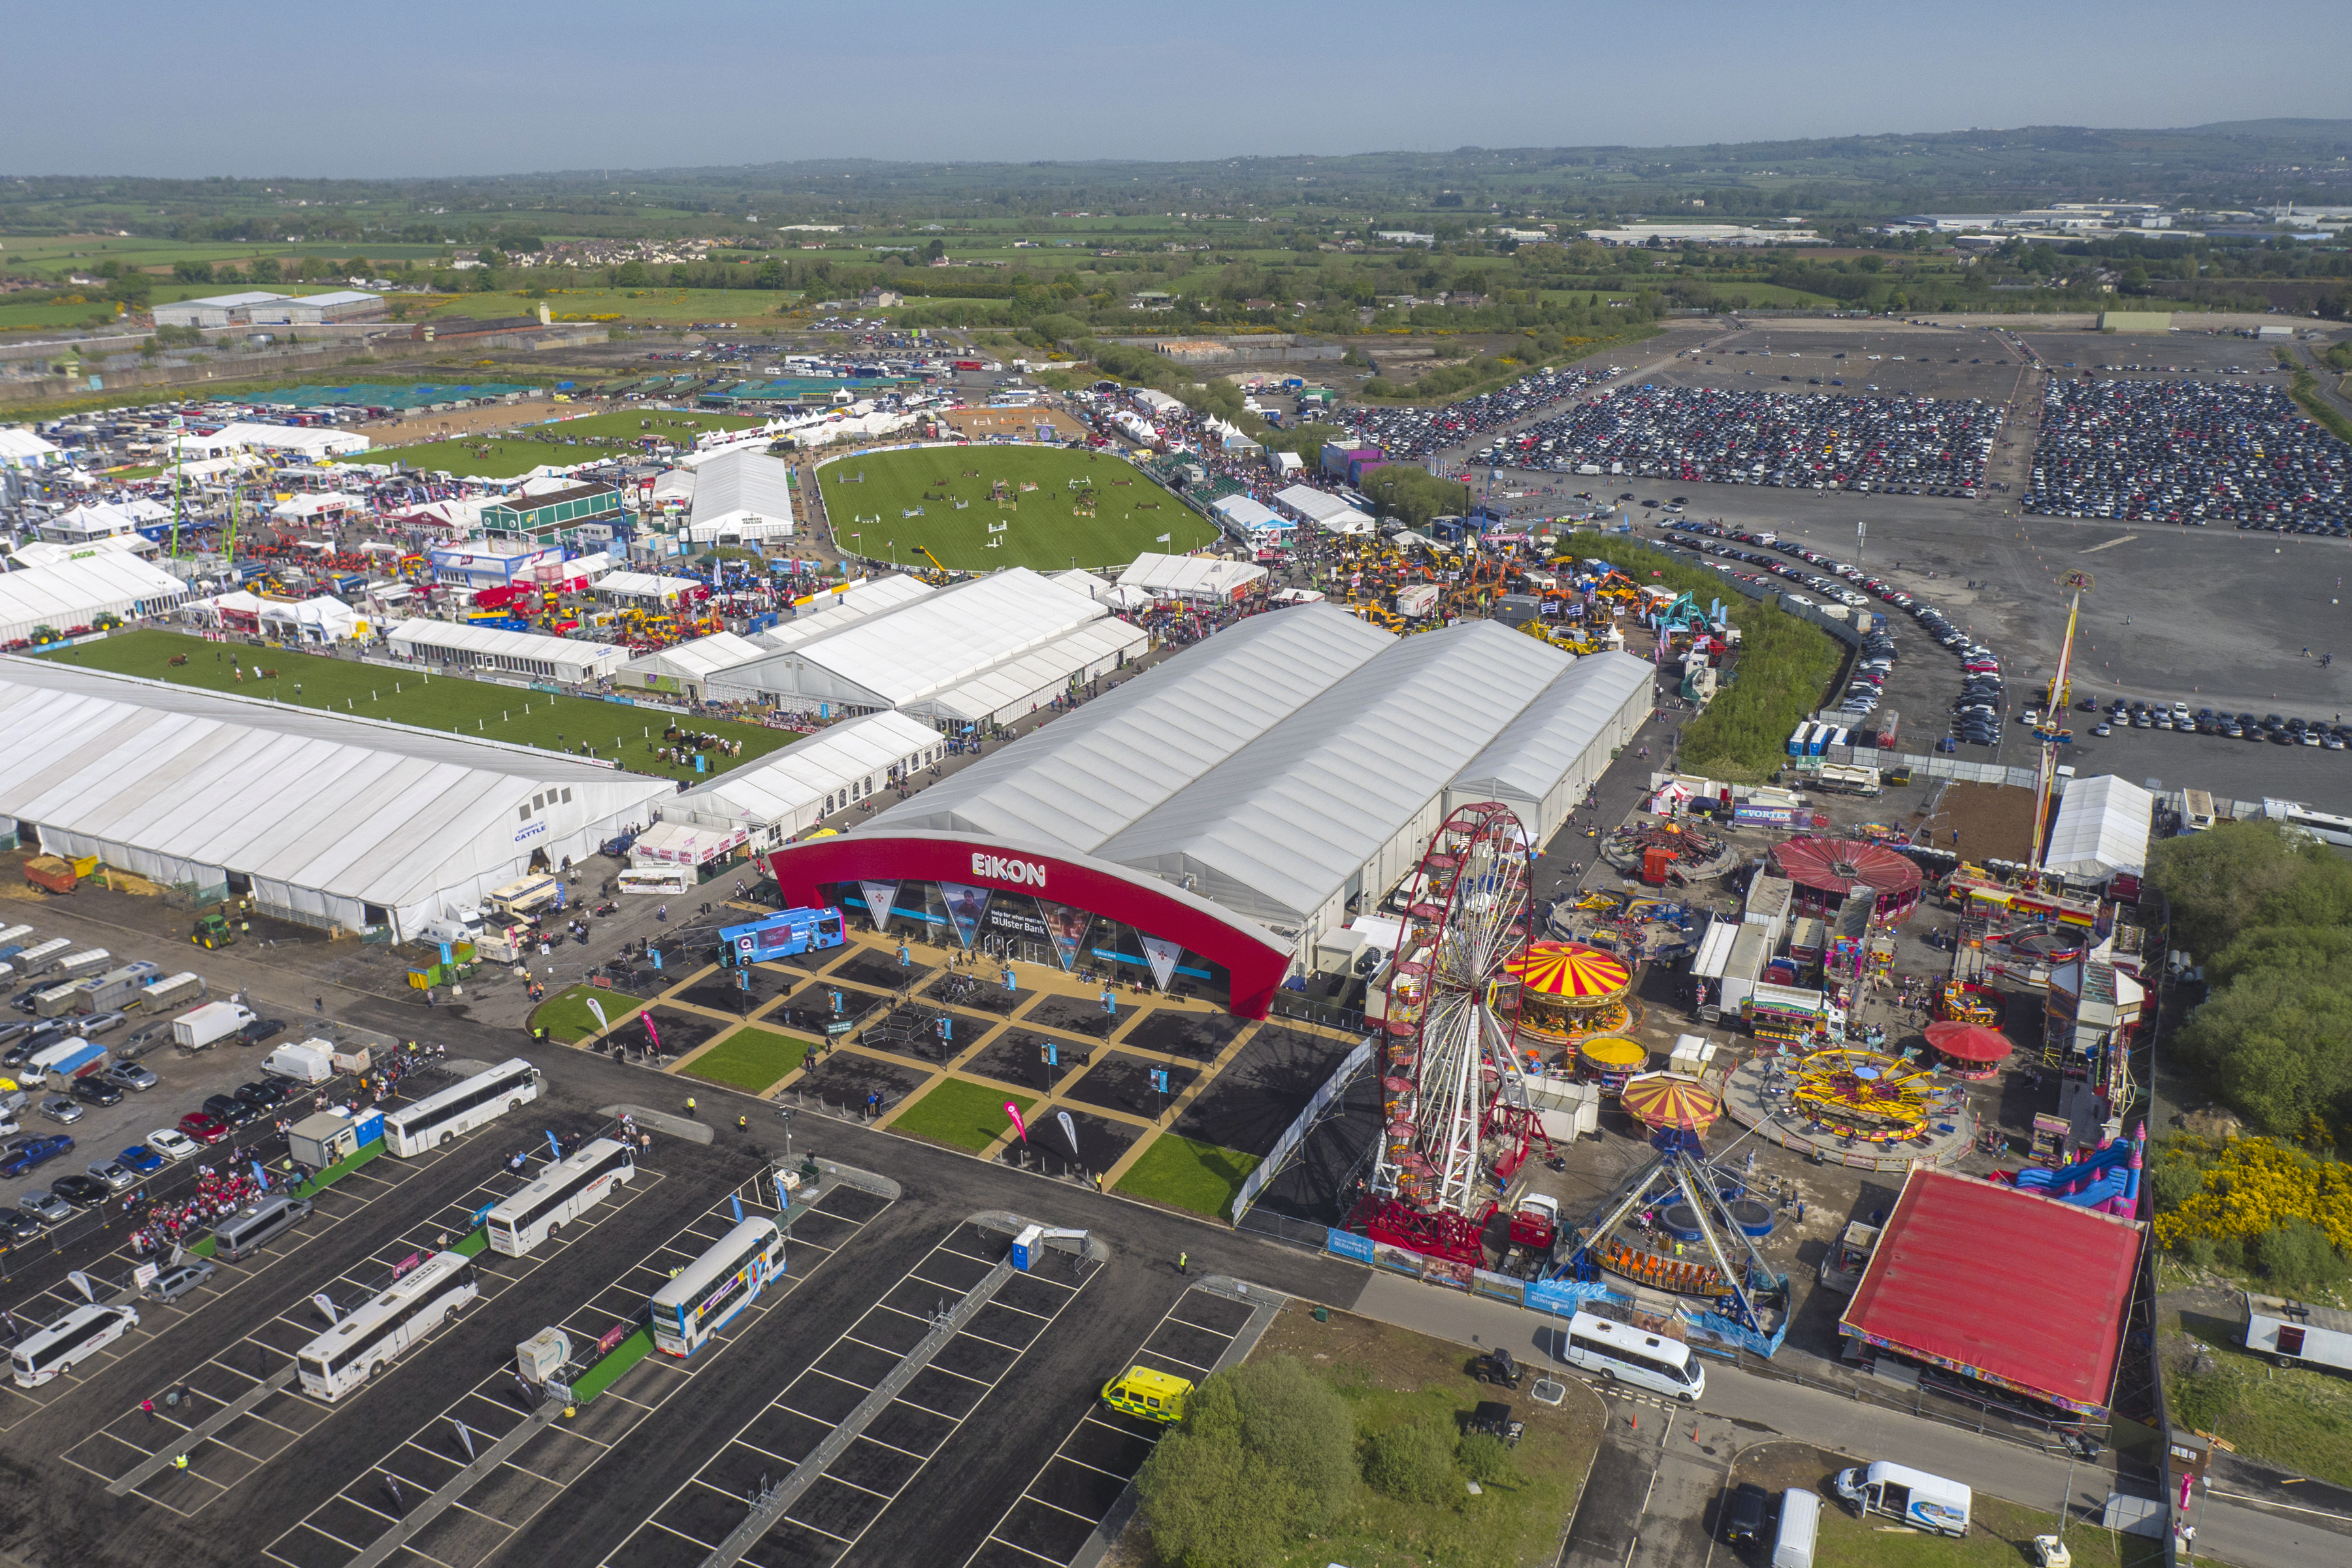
[766,602,1658,1017]
[617,631,771,703]
[385,621,629,685]
[0,661,669,939]
[1115,552,1268,605]
[710,567,1145,725]
[682,447,798,544]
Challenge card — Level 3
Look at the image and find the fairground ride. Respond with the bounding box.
[1359,803,1548,1267]
[2028,570,2091,868]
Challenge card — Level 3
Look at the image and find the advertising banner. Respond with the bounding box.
[1139,934,1184,991]
[1004,1101,1029,1143]
[1056,1110,1081,1159]
[983,898,1050,940]
[938,883,991,949]
[1039,903,1091,970]
[858,881,899,935]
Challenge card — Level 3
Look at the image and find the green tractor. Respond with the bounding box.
[193,909,237,950]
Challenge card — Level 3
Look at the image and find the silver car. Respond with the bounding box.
[18,1191,71,1225]
[86,1159,139,1193]
[104,1061,158,1092]
[37,1095,83,1125]
[143,1258,216,1303]
[76,1011,128,1038]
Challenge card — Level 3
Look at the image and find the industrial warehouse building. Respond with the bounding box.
[768,604,1655,1016]
[0,661,669,939]
[385,621,630,685]
[0,555,191,646]
[710,567,1147,727]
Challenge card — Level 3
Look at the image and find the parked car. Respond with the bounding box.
[103,1061,158,1092]
[37,1096,84,1126]
[146,1128,200,1162]
[75,1010,128,1039]
[1723,1481,1772,1546]
[143,1258,216,1303]
[86,1158,139,1193]
[176,1112,229,1146]
[0,1207,44,1243]
[49,1174,108,1209]
[238,1017,287,1047]
[201,1094,259,1129]
[235,1080,291,1109]
[70,1077,123,1108]
[18,1190,72,1225]
[116,1143,165,1175]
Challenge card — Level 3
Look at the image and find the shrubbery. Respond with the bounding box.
[2154,1135,2352,1290]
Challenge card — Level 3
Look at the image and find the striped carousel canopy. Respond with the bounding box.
[1506,940,1633,1002]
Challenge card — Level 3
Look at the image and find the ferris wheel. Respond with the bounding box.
[1370,802,1535,1260]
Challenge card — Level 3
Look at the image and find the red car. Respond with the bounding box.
[177,1111,229,1146]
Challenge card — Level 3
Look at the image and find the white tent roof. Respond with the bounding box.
[596,571,702,602]
[0,660,668,930]
[0,429,63,468]
[1273,484,1355,523]
[387,620,627,670]
[10,533,158,568]
[260,596,361,634]
[188,590,265,619]
[1210,495,1290,534]
[672,710,939,830]
[2043,774,2155,880]
[757,576,934,654]
[1450,651,1650,804]
[0,554,189,643]
[926,615,1148,724]
[270,491,363,520]
[621,630,770,687]
[1116,553,1267,600]
[873,604,1390,856]
[1049,568,1115,604]
[629,819,747,867]
[208,421,370,457]
[723,568,1107,709]
[868,608,1603,929]
[686,447,796,540]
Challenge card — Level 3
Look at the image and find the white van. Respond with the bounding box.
[1772,1488,1820,1568]
[1562,1310,1705,1401]
[11,1302,139,1387]
[1833,1462,1970,1536]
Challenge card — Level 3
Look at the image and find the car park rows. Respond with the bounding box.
[57,1129,647,1511]
[259,1167,887,1568]
[595,1215,1086,1568]
[961,1282,1259,1568]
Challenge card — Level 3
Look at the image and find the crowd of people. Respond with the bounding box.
[2022,378,2350,530]
[1490,384,2003,494]
[127,1164,273,1259]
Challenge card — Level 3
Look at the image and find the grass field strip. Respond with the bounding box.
[0,1129,455,1436]
[959,1284,1255,1568]
[262,1171,889,1568]
[63,1136,638,1516]
[597,1221,1095,1568]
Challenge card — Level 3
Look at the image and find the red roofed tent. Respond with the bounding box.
[1840,1167,2144,1416]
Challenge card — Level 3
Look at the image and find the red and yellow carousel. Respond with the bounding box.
[1508,941,1635,1066]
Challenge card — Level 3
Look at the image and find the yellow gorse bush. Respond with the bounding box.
[2155,1135,2352,1256]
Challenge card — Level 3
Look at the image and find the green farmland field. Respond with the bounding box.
[342,409,770,479]
[823,446,1213,572]
[40,630,798,782]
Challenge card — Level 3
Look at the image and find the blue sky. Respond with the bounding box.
[10,0,2347,177]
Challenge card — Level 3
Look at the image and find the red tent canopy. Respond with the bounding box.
[1841,1168,2143,1415]
[1771,837,1923,901]
[1924,1021,2014,1064]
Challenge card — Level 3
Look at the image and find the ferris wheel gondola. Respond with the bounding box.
[1360,802,1543,1266]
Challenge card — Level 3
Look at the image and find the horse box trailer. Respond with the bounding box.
[76,962,162,1014]
[137,972,208,1012]
[174,1002,256,1051]
[10,939,71,977]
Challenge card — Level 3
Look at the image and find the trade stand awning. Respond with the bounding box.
[630,819,749,867]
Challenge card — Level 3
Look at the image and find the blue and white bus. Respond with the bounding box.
[719,906,846,968]
[651,1217,785,1357]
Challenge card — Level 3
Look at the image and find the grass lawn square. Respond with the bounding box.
[1113,1134,1259,1220]
[683,1027,811,1093]
[42,630,795,782]
[338,409,768,480]
[890,1079,1036,1152]
[820,445,1215,572]
[1246,1301,1606,1568]
[533,986,646,1044]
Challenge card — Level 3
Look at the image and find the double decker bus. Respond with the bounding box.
[651,1217,785,1357]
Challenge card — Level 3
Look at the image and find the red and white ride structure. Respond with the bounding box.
[1360,802,1548,1266]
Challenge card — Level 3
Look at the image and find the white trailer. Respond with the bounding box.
[174,1001,256,1051]
[2244,1293,2352,1373]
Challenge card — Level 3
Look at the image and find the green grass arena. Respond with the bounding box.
[821,445,1216,572]
[40,630,798,781]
